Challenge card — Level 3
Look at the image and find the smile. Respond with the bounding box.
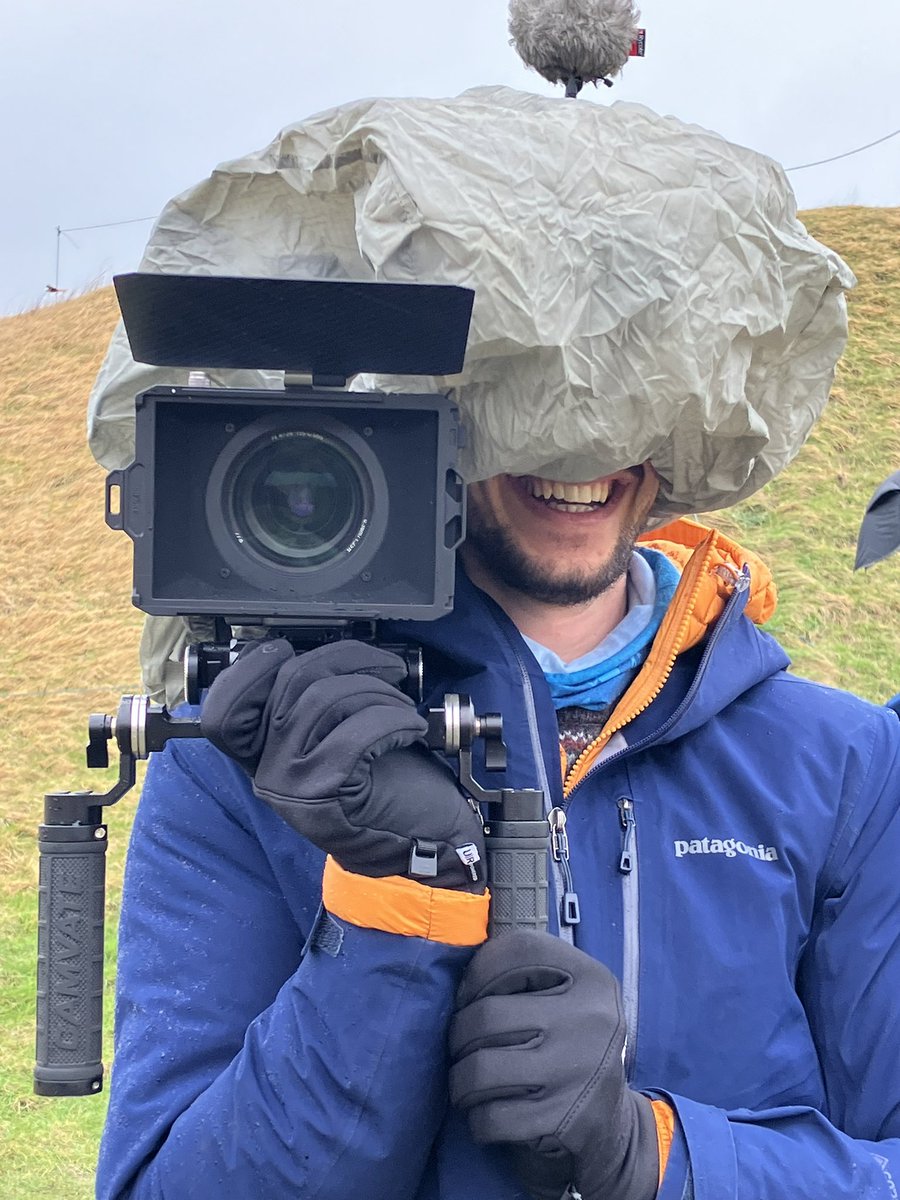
[520,475,618,513]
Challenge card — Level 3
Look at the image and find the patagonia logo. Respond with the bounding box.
[674,837,779,863]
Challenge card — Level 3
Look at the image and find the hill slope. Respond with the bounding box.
[0,287,141,1196]
[702,207,900,696]
[0,208,898,1195]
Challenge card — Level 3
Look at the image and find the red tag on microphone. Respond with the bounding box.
[630,29,646,56]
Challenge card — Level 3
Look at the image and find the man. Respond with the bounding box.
[97,459,900,1200]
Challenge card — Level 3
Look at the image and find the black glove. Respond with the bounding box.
[449,931,659,1200]
[201,639,486,893]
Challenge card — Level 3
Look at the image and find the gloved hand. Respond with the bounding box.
[449,931,659,1200]
[201,638,486,893]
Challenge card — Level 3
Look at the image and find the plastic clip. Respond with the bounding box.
[409,839,439,879]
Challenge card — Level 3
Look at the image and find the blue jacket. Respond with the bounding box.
[97,529,900,1200]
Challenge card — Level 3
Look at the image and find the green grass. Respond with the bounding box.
[701,208,900,701]
[0,286,144,1198]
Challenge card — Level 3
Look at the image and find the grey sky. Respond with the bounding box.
[2,0,898,316]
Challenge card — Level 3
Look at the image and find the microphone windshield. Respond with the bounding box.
[509,0,640,88]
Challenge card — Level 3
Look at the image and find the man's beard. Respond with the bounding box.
[463,510,640,606]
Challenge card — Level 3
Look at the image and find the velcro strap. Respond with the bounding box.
[322,857,490,946]
[650,1099,676,1190]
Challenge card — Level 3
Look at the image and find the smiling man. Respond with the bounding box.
[91,72,898,1200]
[463,466,659,642]
[98,440,900,1200]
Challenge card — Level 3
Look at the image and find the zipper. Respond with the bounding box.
[546,536,721,1069]
[549,807,581,926]
[618,797,636,874]
[562,532,720,801]
[568,568,750,792]
[560,569,752,1082]
[617,798,639,1078]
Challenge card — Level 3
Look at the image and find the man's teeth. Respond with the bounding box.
[528,478,611,506]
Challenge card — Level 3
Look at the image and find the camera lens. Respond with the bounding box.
[228,432,369,569]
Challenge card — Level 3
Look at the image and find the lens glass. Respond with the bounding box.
[229,432,368,568]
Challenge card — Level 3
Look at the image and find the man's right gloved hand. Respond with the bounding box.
[201,639,486,894]
[449,931,661,1200]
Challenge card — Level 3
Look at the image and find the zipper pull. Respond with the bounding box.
[618,798,636,875]
[549,808,581,926]
[549,806,570,862]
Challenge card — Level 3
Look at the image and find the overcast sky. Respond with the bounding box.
[3,0,898,315]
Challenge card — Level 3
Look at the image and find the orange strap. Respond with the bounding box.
[650,1099,676,1191]
[322,857,490,946]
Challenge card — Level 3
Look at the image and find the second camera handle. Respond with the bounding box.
[426,695,549,936]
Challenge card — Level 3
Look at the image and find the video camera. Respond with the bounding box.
[34,274,549,1101]
[105,273,472,694]
[109,274,470,621]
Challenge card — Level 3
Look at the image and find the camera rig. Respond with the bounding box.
[35,274,549,1099]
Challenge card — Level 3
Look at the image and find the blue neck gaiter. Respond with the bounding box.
[523,548,680,712]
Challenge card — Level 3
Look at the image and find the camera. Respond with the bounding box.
[108,383,465,622]
[106,273,475,623]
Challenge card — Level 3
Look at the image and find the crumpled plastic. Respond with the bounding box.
[88,85,855,517]
[85,86,855,704]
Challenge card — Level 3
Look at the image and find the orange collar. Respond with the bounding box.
[562,519,776,795]
[639,517,776,649]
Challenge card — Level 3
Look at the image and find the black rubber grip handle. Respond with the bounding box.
[34,823,107,1096]
[486,819,549,936]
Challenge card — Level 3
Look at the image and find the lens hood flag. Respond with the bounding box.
[113,274,474,381]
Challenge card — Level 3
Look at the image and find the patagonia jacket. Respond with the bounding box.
[97,521,900,1200]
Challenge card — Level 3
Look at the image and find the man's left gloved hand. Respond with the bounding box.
[448,931,659,1200]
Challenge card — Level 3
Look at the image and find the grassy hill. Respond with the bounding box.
[702,208,900,695]
[1,208,899,1196]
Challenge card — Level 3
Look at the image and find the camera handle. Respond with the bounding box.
[35,699,202,1097]
[426,696,549,938]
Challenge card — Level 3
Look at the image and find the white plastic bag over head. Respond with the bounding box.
[89,85,854,516]
[86,87,854,703]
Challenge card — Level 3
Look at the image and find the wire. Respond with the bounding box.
[60,215,155,234]
[51,126,900,234]
[52,214,156,290]
[786,126,900,171]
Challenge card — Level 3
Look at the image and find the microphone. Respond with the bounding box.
[508,0,641,95]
